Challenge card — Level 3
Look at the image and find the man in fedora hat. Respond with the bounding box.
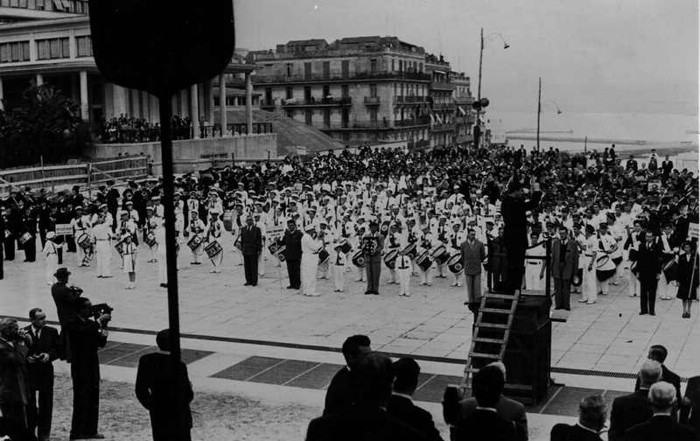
[51,267,82,361]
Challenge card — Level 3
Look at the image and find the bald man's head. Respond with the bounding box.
[639,360,662,388]
[648,381,676,413]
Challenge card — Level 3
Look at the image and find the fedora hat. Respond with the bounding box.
[54,267,71,278]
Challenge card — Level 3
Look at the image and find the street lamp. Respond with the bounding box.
[474,28,510,150]
[536,77,563,151]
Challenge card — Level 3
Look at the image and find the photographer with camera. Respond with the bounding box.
[0,317,35,441]
[66,298,110,440]
[50,267,83,362]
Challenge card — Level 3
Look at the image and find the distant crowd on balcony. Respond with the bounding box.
[98,115,192,144]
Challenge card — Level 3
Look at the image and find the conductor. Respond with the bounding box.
[500,176,542,295]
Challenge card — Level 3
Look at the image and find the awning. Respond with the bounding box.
[458,106,466,116]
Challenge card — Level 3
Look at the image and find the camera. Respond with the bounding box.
[92,303,114,324]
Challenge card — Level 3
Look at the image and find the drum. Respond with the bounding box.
[447,253,463,274]
[663,259,678,282]
[416,251,433,271]
[401,242,418,259]
[77,233,90,249]
[380,220,390,235]
[222,210,234,232]
[628,248,638,262]
[572,268,583,287]
[383,249,399,269]
[187,234,203,251]
[204,240,223,259]
[352,250,365,268]
[596,255,616,282]
[612,256,623,266]
[430,244,449,265]
[268,241,281,256]
[318,249,330,265]
[19,232,32,245]
[234,236,242,250]
[277,245,287,262]
[145,232,157,247]
[339,241,352,254]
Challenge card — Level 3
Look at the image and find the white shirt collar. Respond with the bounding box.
[392,392,413,402]
[576,422,603,435]
[475,406,497,412]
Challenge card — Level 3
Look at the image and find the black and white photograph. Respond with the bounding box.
[0,0,698,440]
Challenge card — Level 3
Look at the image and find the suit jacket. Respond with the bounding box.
[550,423,603,441]
[323,366,354,416]
[66,317,107,381]
[362,233,384,261]
[460,239,486,276]
[635,240,663,281]
[551,238,579,280]
[51,282,82,326]
[0,338,29,407]
[135,352,193,435]
[459,396,528,441]
[625,415,697,441]
[609,389,653,441]
[306,405,426,441]
[501,191,542,252]
[454,408,517,441]
[23,325,59,387]
[283,229,303,260]
[387,394,443,441]
[240,224,262,256]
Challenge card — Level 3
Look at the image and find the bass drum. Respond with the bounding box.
[401,242,417,260]
[383,249,399,269]
[430,244,449,265]
[447,253,463,274]
[416,251,433,271]
[352,250,366,268]
[318,249,330,265]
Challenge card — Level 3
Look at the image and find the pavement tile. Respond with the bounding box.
[249,359,321,385]
[211,356,284,381]
[285,363,342,389]
[541,387,604,416]
[414,374,463,403]
[98,342,147,364]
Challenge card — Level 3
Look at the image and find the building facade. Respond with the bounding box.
[249,36,475,149]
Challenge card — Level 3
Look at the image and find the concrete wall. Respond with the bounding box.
[86,134,278,174]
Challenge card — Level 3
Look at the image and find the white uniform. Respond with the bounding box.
[581,236,598,304]
[301,233,322,296]
[447,230,466,287]
[525,240,546,291]
[206,219,224,272]
[256,220,268,276]
[121,241,137,289]
[597,234,617,295]
[396,254,412,296]
[187,218,206,264]
[626,230,642,297]
[331,247,346,292]
[92,222,112,277]
[43,239,59,285]
[155,223,167,285]
[657,234,677,300]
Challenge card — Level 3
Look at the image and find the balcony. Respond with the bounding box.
[0,0,89,14]
[394,95,429,105]
[455,96,474,106]
[429,81,455,91]
[432,102,456,111]
[431,123,456,133]
[364,96,380,106]
[281,97,352,108]
[320,116,430,131]
[253,71,431,85]
[394,116,431,127]
[260,100,276,110]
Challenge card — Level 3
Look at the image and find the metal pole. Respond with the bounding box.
[158,91,183,403]
[536,77,542,152]
[474,28,484,151]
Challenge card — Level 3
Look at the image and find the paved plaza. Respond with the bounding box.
[2,237,699,379]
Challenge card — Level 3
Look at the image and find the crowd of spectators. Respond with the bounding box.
[98,114,192,144]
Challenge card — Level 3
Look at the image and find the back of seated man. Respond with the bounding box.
[387,357,444,441]
[626,381,697,441]
[323,334,371,416]
[453,361,528,441]
[454,365,517,441]
[550,394,607,441]
[306,352,425,441]
[609,360,662,441]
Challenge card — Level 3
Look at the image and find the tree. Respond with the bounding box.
[0,84,87,167]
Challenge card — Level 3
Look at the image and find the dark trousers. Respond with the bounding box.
[152,428,192,441]
[67,236,76,252]
[23,237,36,262]
[0,402,35,441]
[0,241,3,279]
[28,374,54,441]
[4,236,15,260]
[506,246,526,294]
[640,277,658,314]
[365,258,381,293]
[243,254,258,285]
[286,259,301,288]
[57,245,63,265]
[70,373,100,438]
[554,277,571,310]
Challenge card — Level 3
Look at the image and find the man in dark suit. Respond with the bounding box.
[460,228,486,318]
[550,394,607,441]
[551,226,579,310]
[634,345,682,406]
[626,382,697,441]
[0,317,34,441]
[105,181,120,232]
[387,358,443,441]
[323,335,371,416]
[636,230,663,315]
[50,267,82,361]
[67,298,109,440]
[136,329,194,441]
[24,308,60,441]
[363,221,384,295]
[454,365,517,441]
[500,177,542,294]
[609,360,661,441]
[453,362,528,441]
[283,219,303,289]
[307,352,425,441]
[240,215,262,286]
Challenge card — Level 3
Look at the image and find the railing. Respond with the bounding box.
[260,100,276,109]
[99,126,193,144]
[430,81,455,91]
[253,71,431,84]
[394,116,431,127]
[199,122,274,138]
[364,96,380,105]
[282,97,352,107]
[432,102,456,110]
[431,123,456,132]
[0,0,89,13]
[455,96,474,105]
[408,139,430,149]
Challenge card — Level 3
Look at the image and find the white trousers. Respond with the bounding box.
[95,241,111,276]
[45,254,58,285]
[582,256,597,303]
[258,250,266,276]
[397,268,411,295]
[420,266,433,285]
[301,259,319,295]
[525,262,544,291]
[332,264,345,290]
[451,270,463,286]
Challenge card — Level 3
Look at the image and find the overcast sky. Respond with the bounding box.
[234,0,698,116]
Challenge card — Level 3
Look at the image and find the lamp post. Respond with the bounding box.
[473,28,509,150]
[536,77,562,151]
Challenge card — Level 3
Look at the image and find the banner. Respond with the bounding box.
[267,225,285,240]
[689,223,699,240]
[55,223,73,236]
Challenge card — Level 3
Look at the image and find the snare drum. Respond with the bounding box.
[318,249,330,265]
[416,251,433,271]
[204,240,223,259]
[447,253,463,274]
[401,243,417,260]
[77,233,90,250]
[595,255,616,282]
[268,241,281,255]
[145,232,157,247]
[187,234,203,251]
[19,232,32,245]
[352,250,365,268]
[277,245,287,262]
[339,241,352,254]
[430,244,449,265]
[383,249,399,269]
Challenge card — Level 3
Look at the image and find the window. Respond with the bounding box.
[285,87,293,100]
[323,109,331,128]
[341,85,349,98]
[286,110,294,119]
[391,58,395,72]
[341,60,349,78]
[322,85,330,98]
[76,35,92,57]
[36,37,69,60]
[304,86,312,102]
[0,41,30,63]
[286,63,293,77]
[370,58,377,73]
[369,84,377,98]
[322,61,330,78]
[305,109,312,125]
[304,62,312,79]
[369,108,378,123]
[265,87,272,103]
[398,59,403,72]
